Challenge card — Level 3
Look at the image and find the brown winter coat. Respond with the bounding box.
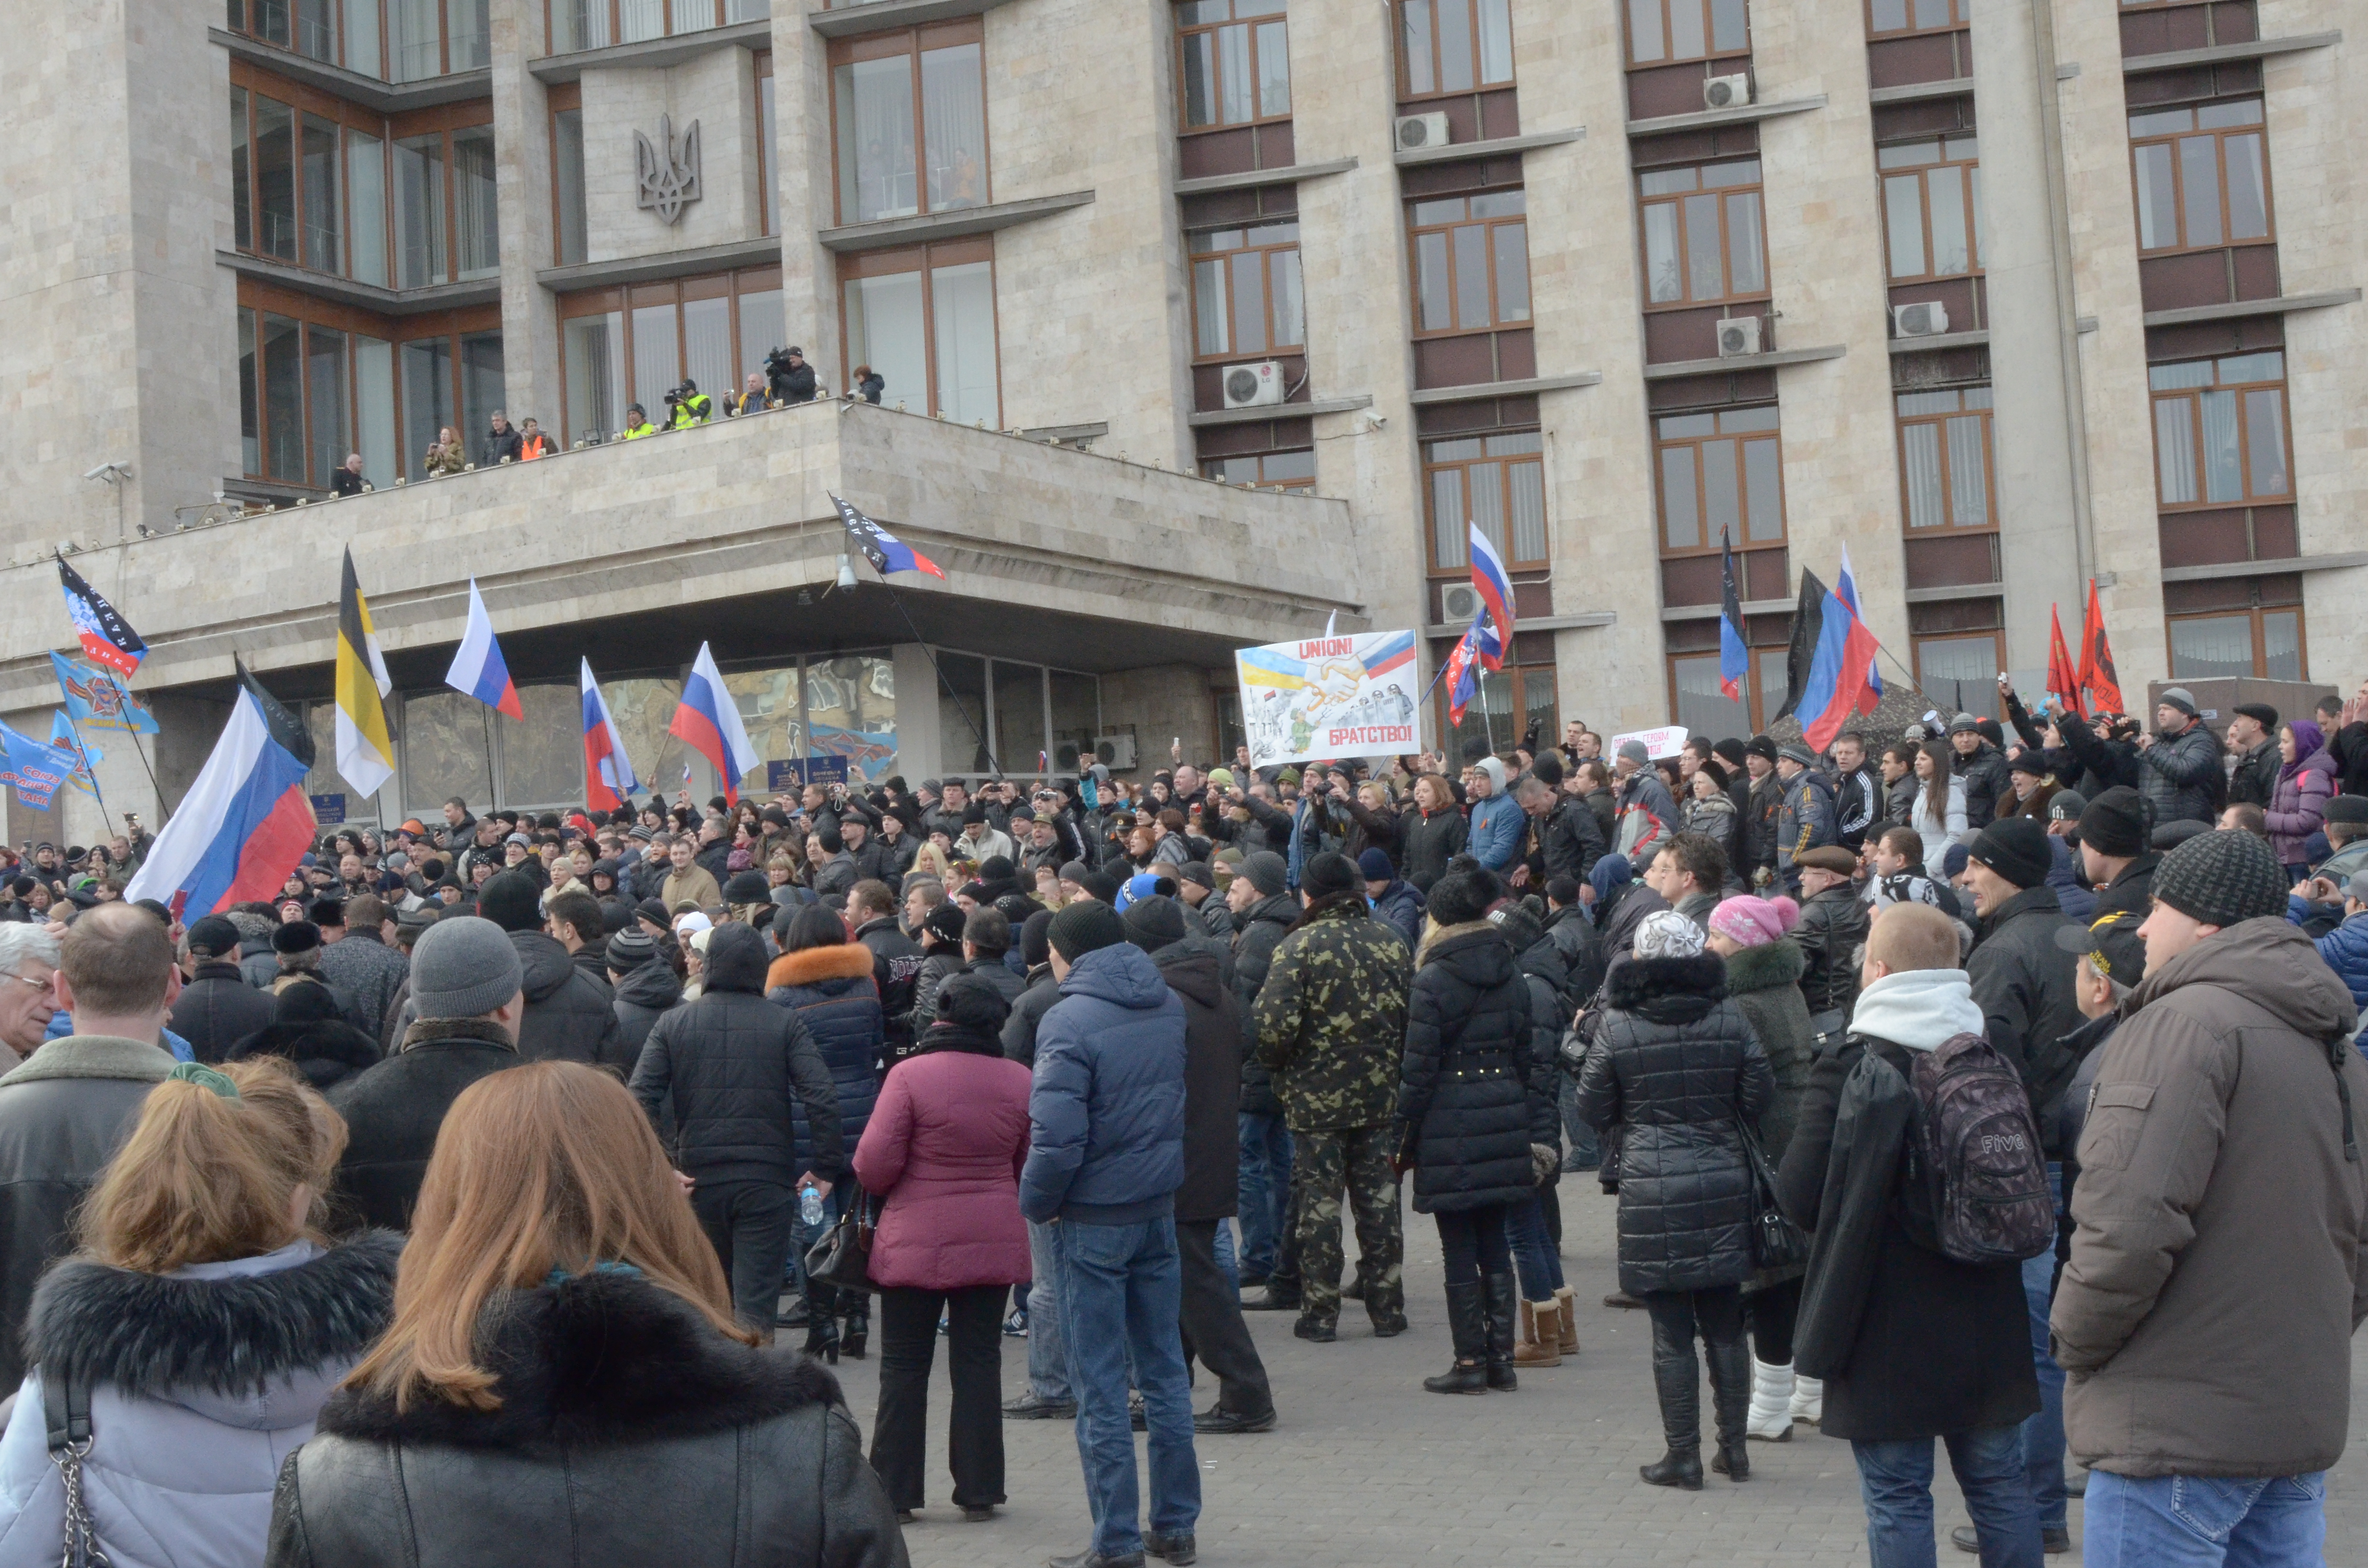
[2050,916,2368,1479]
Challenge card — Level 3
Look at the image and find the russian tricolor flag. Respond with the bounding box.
[581,659,640,813]
[123,664,317,919]
[445,579,523,719]
[1359,630,1417,681]
[1468,523,1516,662]
[669,642,762,805]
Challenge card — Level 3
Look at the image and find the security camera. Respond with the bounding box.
[82,462,132,483]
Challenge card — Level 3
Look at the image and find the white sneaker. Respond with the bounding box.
[1746,1357,1795,1440]
[1789,1373,1824,1425]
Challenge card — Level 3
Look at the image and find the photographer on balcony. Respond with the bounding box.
[665,380,713,430]
[769,346,817,406]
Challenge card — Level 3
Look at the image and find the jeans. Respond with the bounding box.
[1505,1198,1565,1299]
[871,1284,1006,1511]
[1236,1113,1293,1277]
[1213,1215,1239,1291]
[1024,1218,1071,1403]
[2082,1470,2327,1567]
[2020,1162,2068,1532]
[1052,1215,1201,1558]
[1559,1077,1600,1169]
[690,1178,796,1337]
[1852,1425,2042,1568]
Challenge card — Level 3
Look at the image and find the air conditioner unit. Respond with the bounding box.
[1440,583,1483,624]
[1221,360,1285,409]
[1395,111,1451,152]
[1890,300,1951,338]
[1716,317,1763,357]
[1704,73,1753,110]
[1093,733,1138,771]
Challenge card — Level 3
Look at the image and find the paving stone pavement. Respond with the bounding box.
[826,1186,2368,1568]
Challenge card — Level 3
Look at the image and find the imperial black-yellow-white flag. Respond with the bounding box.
[335,548,395,798]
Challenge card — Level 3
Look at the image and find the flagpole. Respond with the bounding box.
[59,715,111,838]
[98,672,172,825]
[479,704,497,809]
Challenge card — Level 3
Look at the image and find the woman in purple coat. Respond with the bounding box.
[852,970,1033,1523]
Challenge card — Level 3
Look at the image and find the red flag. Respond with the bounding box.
[2046,604,2081,708]
[2075,579,2125,715]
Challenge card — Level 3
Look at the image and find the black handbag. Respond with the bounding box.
[802,1191,879,1296]
[1738,1119,1809,1271]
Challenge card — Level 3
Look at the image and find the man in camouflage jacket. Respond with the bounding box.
[1251,853,1413,1341]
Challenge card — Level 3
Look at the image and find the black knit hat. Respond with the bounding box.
[2151,827,2288,928]
[1429,871,1494,927]
[1122,894,1190,954]
[478,870,544,933]
[1049,899,1127,962]
[921,903,969,946]
[723,870,771,904]
[604,927,657,972]
[1745,735,1778,764]
[1968,816,2051,890]
[1301,852,1359,900]
[2077,786,2146,859]
[1020,906,1055,968]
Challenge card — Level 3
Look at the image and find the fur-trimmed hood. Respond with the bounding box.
[764,943,876,992]
[25,1231,402,1413]
[1719,937,1805,995]
[1605,951,1729,1019]
[317,1268,843,1450]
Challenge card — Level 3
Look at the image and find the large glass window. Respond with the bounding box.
[1626,0,1746,65]
[1671,649,1788,739]
[563,312,624,445]
[255,97,298,261]
[1896,387,1994,530]
[451,126,499,280]
[2170,608,2303,681]
[547,0,764,52]
[1866,0,1966,34]
[1189,223,1304,359]
[345,0,381,75]
[1443,661,1554,762]
[446,0,488,69]
[231,87,253,253]
[553,106,587,265]
[993,662,1048,772]
[1879,135,1982,281]
[1400,0,1515,95]
[238,309,261,475]
[831,24,987,226]
[1409,190,1529,334]
[355,334,395,484]
[839,242,1000,424]
[381,119,497,287]
[261,312,306,481]
[346,128,387,283]
[757,62,777,235]
[1639,159,1765,306]
[1425,431,1545,573]
[2149,352,2290,508]
[1656,405,1784,551]
[1202,449,1316,489]
[2130,99,2271,254]
[300,113,342,273]
[231,78,406,283]
[305,326,350,490]
[558,269,784,442]
[235,284,484,488]
[1177,0,1290,130]
[1915,633,2004,713]
[400,336,455,468]
[387,0,441,81]
[393,133,447,287]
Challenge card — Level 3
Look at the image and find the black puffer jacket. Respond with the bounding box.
[511,931,629,1072]
[227,982,383,1090]
[170,959,275,1064]
[765,944,884,1179]
[1000,966,1060,1068]
[1229,893,1301,1119]
[2136,717,2223,826]
[1541,905,1607,1006]
[1398,925,1554,1213]
[1538,796,1607,884]
[628,923,845,1185]
[268,1271,904,1568]
[1964,884,2081,1112]
[327,1018,519,1231]
[1399,806,1468,894]
[1155,943,1243,1224]
[1574,953,1773,1295]
[609,961,683,1071]
[1794,884,1869,1019]
[1957,741,2010,830]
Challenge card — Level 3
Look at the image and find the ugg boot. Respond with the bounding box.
[1746,1358,1795,1441]
[1551,1286,1579,1354]
[1514,1299,1562,1368]
[1704,1335,1752,1481]
[1422,1281,1489,1394]
[1789,1373,1824,1425]
[1480,1271,1520,1391]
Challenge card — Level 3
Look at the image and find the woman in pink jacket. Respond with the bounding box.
[852,970,1033,1524]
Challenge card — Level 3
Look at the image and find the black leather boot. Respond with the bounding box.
[802,1280,840,1364]
[1421,1281,1489,1394]
[1480,1270,1519,1391]
[1705,1332,1751,1481]
[1640,1300,1704,1490]
[839,1297,869,1360]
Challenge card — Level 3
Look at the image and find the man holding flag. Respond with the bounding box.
[670,643,762,805]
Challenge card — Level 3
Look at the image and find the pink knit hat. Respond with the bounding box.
[1709,894,1800,949]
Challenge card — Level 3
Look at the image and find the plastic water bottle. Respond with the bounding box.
[799,1182,825,1228]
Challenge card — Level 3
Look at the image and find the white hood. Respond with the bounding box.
[1848,968,1985,1052]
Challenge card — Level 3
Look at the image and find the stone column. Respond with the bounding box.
[491,0,563,433]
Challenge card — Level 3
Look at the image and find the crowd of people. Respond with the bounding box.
[0,673,2361,1566]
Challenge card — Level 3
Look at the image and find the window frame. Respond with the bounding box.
[1877,134,1983,283]
[2127,98,2274,257]
[1895,386,1997,533]
[1201,448,1317,490]
[826,19,990,229]
[755,50,776,237]
[1395,0,1516,99]
[376,98,498,288]
[1174,0,1292,135]
[835,238,1002,426]
[1623,0,1750,69]
[1421,428,1547,577]
[229,62,401,283]
[548,80,585,267]
[555,265,784,443]
[543,0,766,55]
[1636,157,1769,311]
[1187,221,1305,362]
[2167,606,2305,681]
[1653,404,1787,556]
[1406,187,1531,338]
[1668,647,1789,737]
[1863,0,1969,38]
[1912,630,2008,712]
[2147,351,2292,511]
[1440,656,1555,760]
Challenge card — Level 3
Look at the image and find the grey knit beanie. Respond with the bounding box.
[410,915,525,1020]
[1239,850,1288,897]
[2151,828,2288,928]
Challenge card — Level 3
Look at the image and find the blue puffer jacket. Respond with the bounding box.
[1020,943,1187,1225]
[1468,792,1525,873]
[2311,910,2368,1010]
[765,943,885,1172]
[1371,879,1427,951]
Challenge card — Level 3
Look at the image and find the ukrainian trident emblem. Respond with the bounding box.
[634,115,702,225]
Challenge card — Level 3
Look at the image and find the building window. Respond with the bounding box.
[1671,648,1788,738]
[552,89,587,265]
[558,268,784,443]
[234,285,437,489]
[398,330,504,474]
[2130,99,2271,255]
[1656,405,1783,552]
[1424,431,1545,574]
[1865,0,1967,35]
[1189,224,1304,359]
[1625,0,1746,65]
[1441,660,1554,761]
[1639,159,1766,306]
[387,115,500,287]
[352,0,485,81]
[1409,190,1530,334]
[1202,449,1316,489]
[1915,631,2004,715]
[1897,387,1994,530]
[1400,0,1515,95]
[229,74,399,283]
[830,22,987,227]
[839,241,999,426]
[229,0,388,74]
[2149,351,2289,508]
[1879,135,1982,281]
[1177,0,1290,131]
[757,53,777,235]
[547,0,767,53]
[2169,606,2303,681]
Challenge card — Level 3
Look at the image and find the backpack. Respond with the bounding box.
[1906,1032,2056,1264]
